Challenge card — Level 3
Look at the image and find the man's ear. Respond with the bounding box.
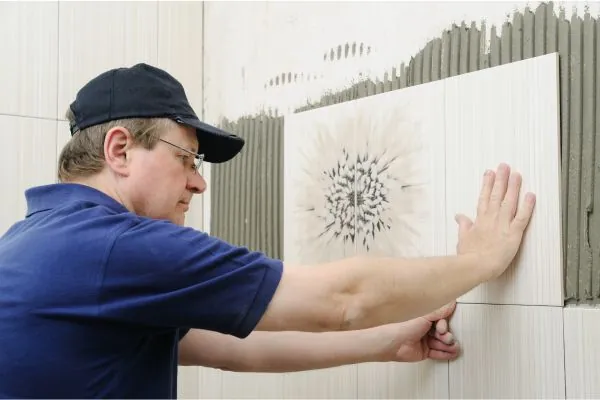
[104,126,134,176]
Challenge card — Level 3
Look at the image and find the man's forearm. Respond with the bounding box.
[335,254,487,330]
[236,329,385,372]
[179,328,386,373]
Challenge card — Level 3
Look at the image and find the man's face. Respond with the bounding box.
[118,124,207,225]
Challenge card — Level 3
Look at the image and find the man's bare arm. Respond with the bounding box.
[179,327,391,372]
[255,164,536,332]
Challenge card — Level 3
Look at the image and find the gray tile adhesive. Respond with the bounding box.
[209,1,600,305]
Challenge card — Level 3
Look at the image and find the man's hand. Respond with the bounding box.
[454,163,536,280]
[376,302,459,363]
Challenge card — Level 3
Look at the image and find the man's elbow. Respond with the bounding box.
[257,256,369,332]
[328,256,373,331]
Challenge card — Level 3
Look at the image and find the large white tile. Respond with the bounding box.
[177,366,199,399]
[283,367,357,399]
[157,1,204,113]
[444,53,563,306]
[57,1,158,119]
[564,306,600,399]
[222,371,284,399]
[197,367,222,399]
[284,79,446,264]
[0,116,58,235]
[357,361,448,399]
[448,303,565,399]
[0,1,58,118]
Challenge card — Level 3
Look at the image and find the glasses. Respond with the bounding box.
[158,138,205,173]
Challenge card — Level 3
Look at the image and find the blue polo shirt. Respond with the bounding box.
[0,183,283,398]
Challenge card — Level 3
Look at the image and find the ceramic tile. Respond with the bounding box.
[0,116,57,235]
[564,306,600,399]
[357,361,448,399]
[448,303,565,398]
[57,1,158,119]
[157,1,204,113]
[284,79,445,264]
[197,367,222,398]
[444,53,563,306]
[177,366,199,399]
[283,367,357,399]
[0,1,58,118]
[222,371,284,399]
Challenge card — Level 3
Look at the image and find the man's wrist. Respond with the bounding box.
[455,252,491,284]
[357,324,397,363]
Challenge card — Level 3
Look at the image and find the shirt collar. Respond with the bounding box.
[25,183,130,217]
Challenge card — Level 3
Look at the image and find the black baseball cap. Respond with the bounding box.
[68,63,244,163]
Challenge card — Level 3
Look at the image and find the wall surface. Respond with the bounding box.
[204,1,600,398]
[0,1,205,397]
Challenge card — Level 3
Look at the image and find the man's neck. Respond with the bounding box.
[66,175,134,214]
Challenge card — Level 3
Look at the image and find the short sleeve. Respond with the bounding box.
[98,218,283,338]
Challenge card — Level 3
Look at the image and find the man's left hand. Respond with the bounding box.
[377,302,460,363]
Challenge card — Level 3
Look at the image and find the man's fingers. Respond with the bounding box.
[499,171,522,222]
[488,163,511,210]
[433,330,455,345]
[428,337,458,352]
[455,213,473,234]
[423,302,456,323]
[428,349,460,361]
[511,192,536,232]
[435,319,448,335]
[477,169,496,215]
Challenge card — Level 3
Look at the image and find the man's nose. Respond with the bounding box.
[187,172,207,194]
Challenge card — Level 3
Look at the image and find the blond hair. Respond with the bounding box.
[58,108,175,182]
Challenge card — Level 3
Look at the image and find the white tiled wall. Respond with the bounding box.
[57,2,158,120]
[0,2,59,119]
[564,307,600,398]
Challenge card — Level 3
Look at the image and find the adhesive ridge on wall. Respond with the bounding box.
[210,1,600,305]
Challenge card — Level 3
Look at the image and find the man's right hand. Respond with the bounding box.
[454,163,536,280]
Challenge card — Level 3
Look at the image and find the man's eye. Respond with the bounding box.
[179,155,196,170]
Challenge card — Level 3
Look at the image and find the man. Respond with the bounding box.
[0,63,535,398]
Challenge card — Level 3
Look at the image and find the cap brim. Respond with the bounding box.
[176,116,245,163]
